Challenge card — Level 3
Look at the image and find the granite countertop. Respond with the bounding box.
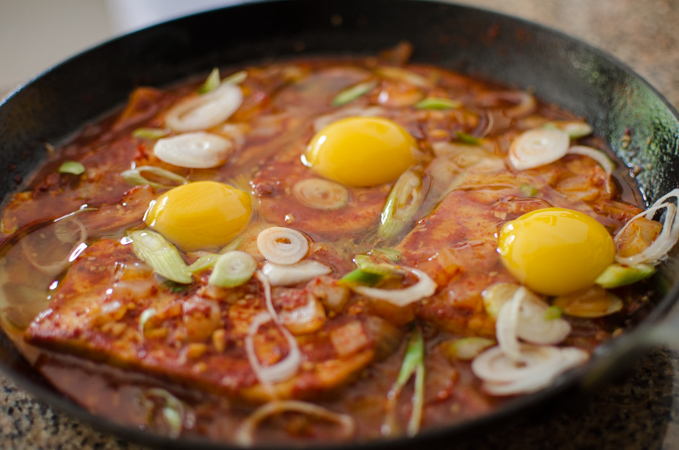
[2,0,679,449]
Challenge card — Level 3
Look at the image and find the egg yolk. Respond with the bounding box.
[305,117,417,187]
[145,181,251,252]
[497,208,615,296]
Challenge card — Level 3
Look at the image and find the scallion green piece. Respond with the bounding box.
[354,255,403,277]
[188,253,220,273]
[544,305,563,320]
[58,161,86,175]
[128,230,192,284]
[132,127,170,139]
[378,169,425,240]
[441,337,495,361]
[164,281,190,293]
[332,80,377,107]
[339,269,383,287]
[220,237,243,254]
[519,184,538,197]
[208,251,257,288]
[595,263,656,288]
[544,121,593,139]
[198,67,221,94]
[121,165,188,189]
[382,328,425,437]
[455,131,481,145]
[223,70,247,85]
[414,97,461,110]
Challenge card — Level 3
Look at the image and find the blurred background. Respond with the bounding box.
[0,0,245,92]
[1,0,677,106]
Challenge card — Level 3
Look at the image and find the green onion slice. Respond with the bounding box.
[220,237,243,253]
[188,253,220,273]
[354,255,403,277]
[455,131,481,145]
[378,169,426,240]
[58,161,86,175]
[223,70,247,85]
[128,230,192,284]
[339,269,383,287]
[544,305,563,320]
[442,337,495,361]
[121,165,188,189]
[208,251,257,288]
[132,127,170,139]
[198,67,221,94]
[332,80,377,107]
[595,263,656,288]
[519,184,539,197]
[414,97,461,110]
[544,120,593,139]
[382,328,425,437]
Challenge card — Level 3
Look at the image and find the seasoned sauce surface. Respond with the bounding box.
[0,52,662,445]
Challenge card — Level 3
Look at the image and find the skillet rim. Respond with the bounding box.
[1,0,678,448]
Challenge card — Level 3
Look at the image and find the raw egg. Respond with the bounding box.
[145,181,251,251]
[497,208,615,296]
[305,117,416,187]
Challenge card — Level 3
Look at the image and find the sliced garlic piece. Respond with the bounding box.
[153,132,232,168]
[165,83,243,132]
[509,128,569,170]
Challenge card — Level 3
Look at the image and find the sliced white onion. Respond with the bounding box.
[153,132,232,168]
[495,287,525,362]
[313,106,386,132]
[472,344,562,384]
[375,66,432,88]
[568,145,615,175]
[165,82,243,132]
[480,346,589,396]
[479,91,537,118]
[514,292,571,345]
[352,267,436,307]
[614,188,679,265]
[244,312,302,386]
[257,227,309,265]
[241,273,303,390]
[496,287,571,361]
[509,128,570,170]
[235,400,355,447]
[216,123,247,149]
[293,178,349,210]
[261,260,332,286]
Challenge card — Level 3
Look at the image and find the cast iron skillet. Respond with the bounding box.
[1,0,679,448]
